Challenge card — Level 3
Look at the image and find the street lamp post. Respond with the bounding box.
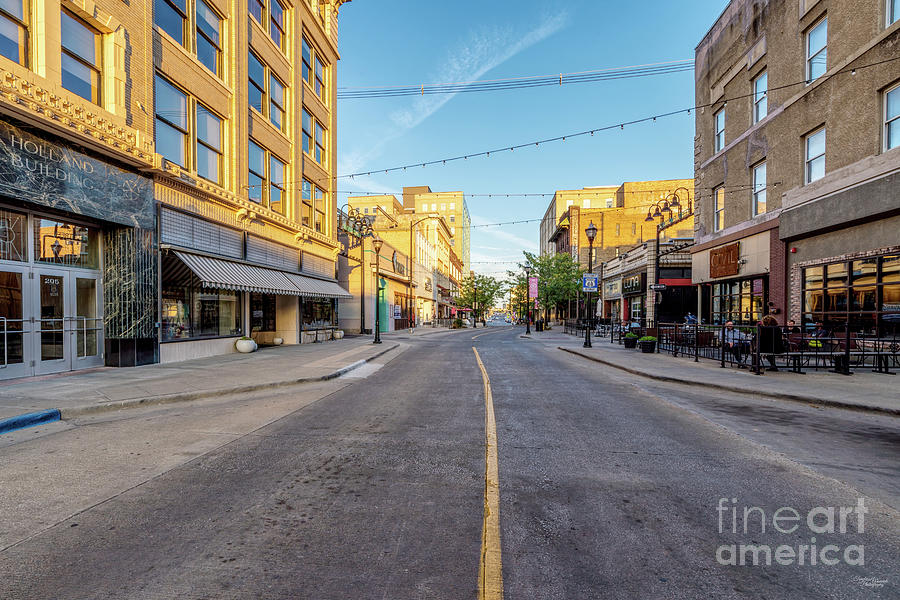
[373,237,383,344]
[524,265,532,335]
[644,188,691,329]
[584,221,598,348]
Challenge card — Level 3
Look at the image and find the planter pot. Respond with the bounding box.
[623,337,638,349]
[273,337,284,346]
[334,330,344,339]
[235,338,256,353]
[639,341,656,353]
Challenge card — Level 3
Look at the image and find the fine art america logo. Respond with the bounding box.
[715,497,868,567]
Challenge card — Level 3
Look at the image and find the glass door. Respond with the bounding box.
[35,269,69,375]
[71,275,103,369]
[0,266,32,378]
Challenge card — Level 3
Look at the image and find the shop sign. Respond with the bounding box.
[623,273,645,294]
[603,280,621,298]
[710,242,740,278]
[0,120,154,229]
[393,305,401,318]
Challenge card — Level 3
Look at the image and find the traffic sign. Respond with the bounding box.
[649,283,667,291]
[582,273,599,293]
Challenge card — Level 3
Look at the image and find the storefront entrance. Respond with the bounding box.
[0,265,103,378]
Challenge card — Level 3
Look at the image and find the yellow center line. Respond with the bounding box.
[473,347,503,600]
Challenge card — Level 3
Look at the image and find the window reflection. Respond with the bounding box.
[33,218,98,268]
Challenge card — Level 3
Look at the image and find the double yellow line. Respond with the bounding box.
[473,347,503,600]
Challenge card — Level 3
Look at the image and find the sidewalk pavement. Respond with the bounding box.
[522,328,900,416]
[0,337,402,434]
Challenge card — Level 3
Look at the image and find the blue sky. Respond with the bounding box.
[336,0,729,276]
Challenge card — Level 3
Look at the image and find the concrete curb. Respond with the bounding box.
[558,347,900,417]
[0,409,61,434]
[0,343,401,434]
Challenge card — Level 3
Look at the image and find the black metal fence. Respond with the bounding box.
[655,322,899,375]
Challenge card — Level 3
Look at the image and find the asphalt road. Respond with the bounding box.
[0,326,897,599]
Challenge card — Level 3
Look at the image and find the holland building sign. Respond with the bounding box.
[0,119,154,229]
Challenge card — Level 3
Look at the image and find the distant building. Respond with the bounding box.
[693,0,900,333]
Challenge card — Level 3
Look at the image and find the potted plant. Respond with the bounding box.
[623,332,639,348]
[638,335,657,353]
[235,336,257,353]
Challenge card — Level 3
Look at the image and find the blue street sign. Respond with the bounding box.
[582,273,599,293]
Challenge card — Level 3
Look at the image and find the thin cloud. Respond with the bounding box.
[390,13,569,131]
[471,214,538,252]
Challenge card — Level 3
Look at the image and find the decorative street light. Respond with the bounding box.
[584,221,598,348]
[524,265,532,335]
[644,188,692,329]
[373,236,384,344]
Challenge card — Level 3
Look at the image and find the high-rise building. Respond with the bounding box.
[402,186,471,275]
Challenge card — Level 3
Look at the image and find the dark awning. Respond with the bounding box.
[173,251,351,298]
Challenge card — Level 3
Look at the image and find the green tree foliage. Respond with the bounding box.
[505,251,583,314]
[458,274,504,317]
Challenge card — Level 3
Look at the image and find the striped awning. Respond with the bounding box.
[173,251,352,299]
[285,273,352,299]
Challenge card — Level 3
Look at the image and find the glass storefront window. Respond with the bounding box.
[301,298,336,330]
[0,208,27,262]
[161,254,242,341]
[34,218,99,269]
[802,256,900,336]
[250,293,277,332]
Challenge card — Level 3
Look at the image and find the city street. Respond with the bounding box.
[0,326,897,599]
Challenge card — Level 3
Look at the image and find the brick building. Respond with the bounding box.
[693,0,900,333]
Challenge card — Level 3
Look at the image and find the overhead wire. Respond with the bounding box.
[338,55,900,179]
[337,60,695,99]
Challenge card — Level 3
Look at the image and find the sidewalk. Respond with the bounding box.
[523,329,900,415]
[0,338,402,433]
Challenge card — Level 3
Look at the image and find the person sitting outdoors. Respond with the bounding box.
[723,321,748,367]
[753,314,785,372]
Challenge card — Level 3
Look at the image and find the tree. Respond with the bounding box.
[458,274,504,320]
[505,251,583,320]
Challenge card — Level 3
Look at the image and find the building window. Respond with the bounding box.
[753,71,767,123]
[449,215,455,223]
[248,0,264,24]
[248,140,286,214]
[155,75,188,167]
[752,162,767,216]
[314,185,326,232]
[315,56,325,97]
[885,84,899,151]
[301,180,313,228]
[61,11,101,105]
[195,0,221,75]
[315,119,326,164]
[0,0,27,65]
[805,128,826,183]
[807,18,827,83]
[606,199,613,208]
[802,255,900,336]
[248,51,265,113]
[615,223,620,236]
[714,108,725,152]
[270,0,285,50]
[269,74,285,130]
[449,203,455,210]
[302,37,312,85]
[631,222,636,235]
[155,0,187,45]
[269,155,285,214]
[889,0,899,26]
[248,140,265,204]
[196,104,222,184]
[710,279,766,325]
[714,186,725,232]
[302,109,313,155]
[162,257,242,341]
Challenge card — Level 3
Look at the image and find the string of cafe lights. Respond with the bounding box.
[337,60,695,99]
[338,54,900,179]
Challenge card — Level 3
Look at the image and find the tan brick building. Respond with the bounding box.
[0,0,353,379]
[693,0,900,333]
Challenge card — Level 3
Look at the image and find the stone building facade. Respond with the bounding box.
[693,0,900,333]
